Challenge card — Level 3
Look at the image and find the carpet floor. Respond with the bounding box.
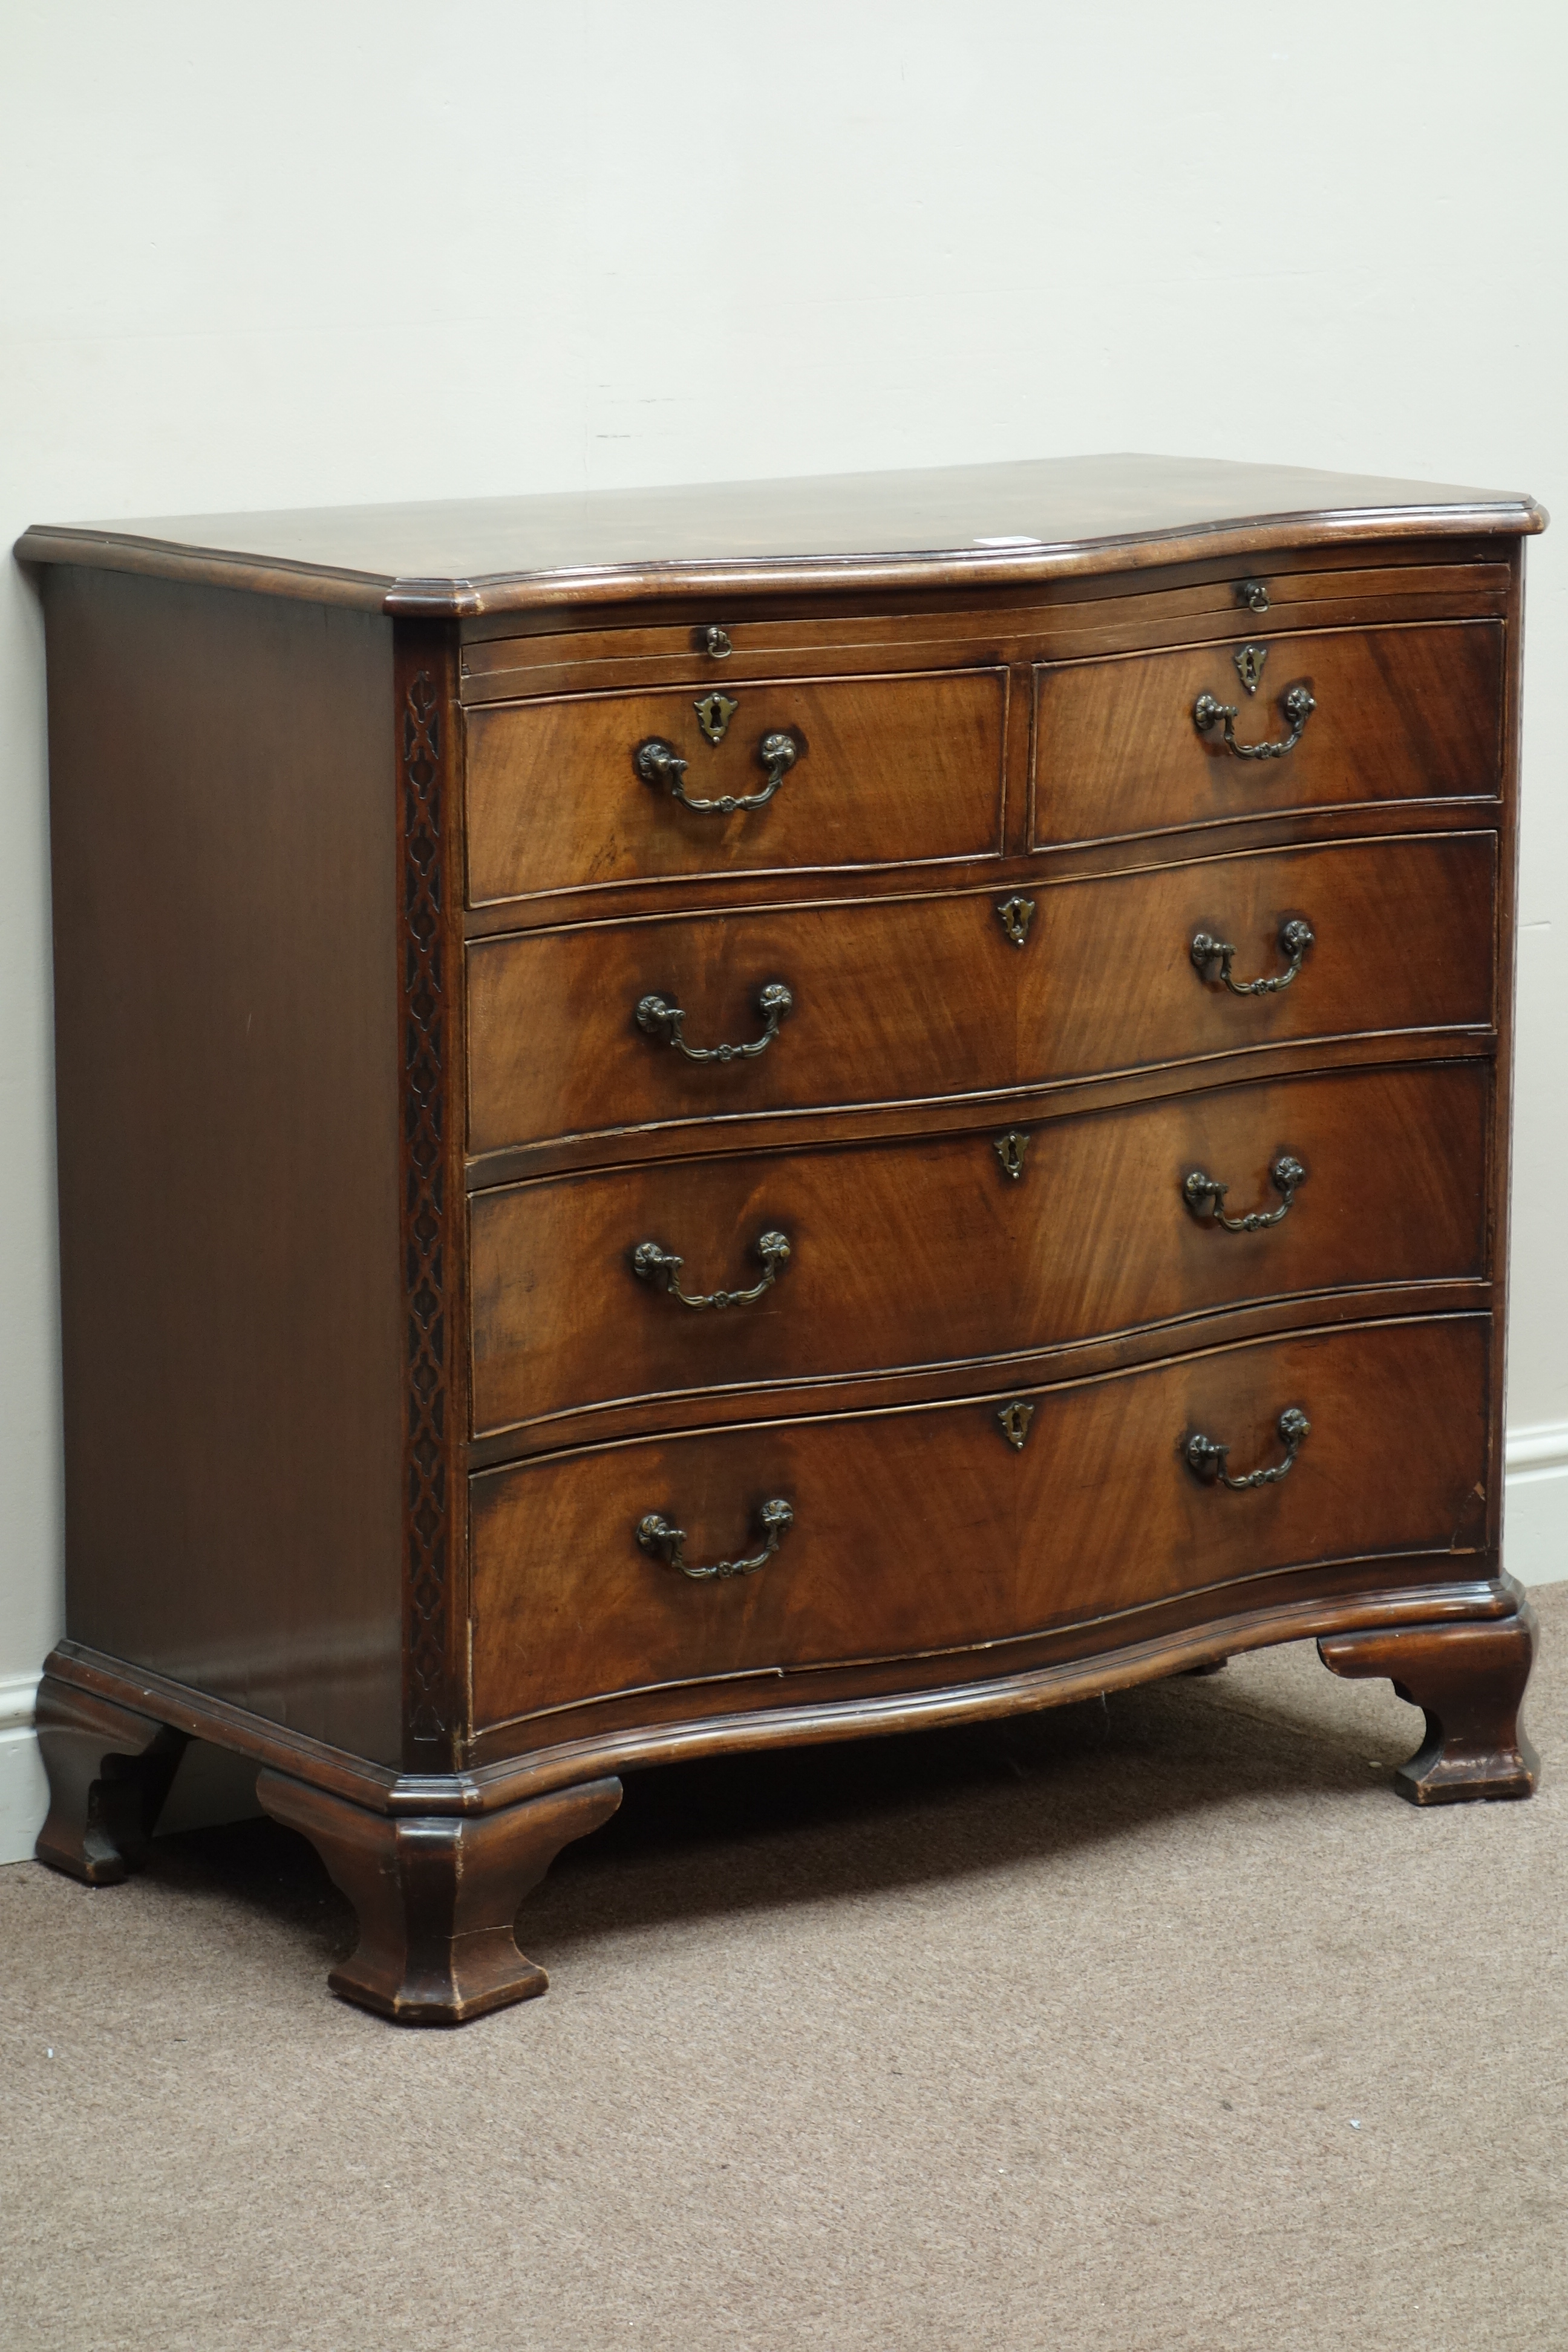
[3,1589,1564,2352]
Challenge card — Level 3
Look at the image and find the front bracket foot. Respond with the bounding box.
[1318,1607,1539,1805]
[255,1771,624,2024]
[34,1675,189,1883]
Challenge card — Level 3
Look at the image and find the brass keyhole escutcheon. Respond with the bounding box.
[996,895,1036,949]
[1233,643,1267,696]
[997,1400,1034,1450]
[994,1129,1030,1181]
[694,691,739,745]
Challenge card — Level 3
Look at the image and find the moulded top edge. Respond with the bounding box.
[13,451,1546,619]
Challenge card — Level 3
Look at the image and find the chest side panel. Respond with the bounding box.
[47,569,403,1763]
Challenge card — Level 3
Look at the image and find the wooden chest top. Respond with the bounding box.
[18,450,1543,616]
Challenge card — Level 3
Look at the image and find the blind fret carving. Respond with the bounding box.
[400,667,451,1746]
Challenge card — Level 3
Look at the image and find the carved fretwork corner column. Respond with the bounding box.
[394,622,471,1775]
[1319,1604,1539,1804]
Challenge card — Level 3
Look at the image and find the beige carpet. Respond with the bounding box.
[4,1590,1565,2352]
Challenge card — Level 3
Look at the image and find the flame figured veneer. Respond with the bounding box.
[20,454,1543,2020]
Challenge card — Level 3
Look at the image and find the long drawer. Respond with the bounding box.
[466,832,1497,1157]
[465,668,1008,903]
[468,1062,1489,1439]
[1031,621,1503,850]
[470,1316,1491,1731]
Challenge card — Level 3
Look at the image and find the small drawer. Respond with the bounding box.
[470,1315,1490,1731]
[465,833,1497,1163]
[1032,621,1504,849]
[465,667,1008,904]
[468,1062,1490,1440]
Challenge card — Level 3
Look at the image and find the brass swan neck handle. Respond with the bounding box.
[636,1497,795,1581]
[635,981,794,1063]
[633,1230,791,1310]
[636,731,799,815]
[1194,682,1315,760]
[1191,918,1314,997]
[1186,1406,1311,1491]
[1183,1155,1306,1232]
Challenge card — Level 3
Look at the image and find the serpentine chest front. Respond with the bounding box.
[23,455,1543,2020]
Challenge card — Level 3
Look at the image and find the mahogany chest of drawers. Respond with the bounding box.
[21,454,1545,2022]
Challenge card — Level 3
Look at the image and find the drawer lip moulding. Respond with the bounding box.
[468,1313,1496,1737]
[466,1059,1492,1449]
[465,665,1010,904]
[463,832,1499,1163]
[1030,619,1504,853]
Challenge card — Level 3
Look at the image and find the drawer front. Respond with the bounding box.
[469,1062,1490,1439]
[471,1316,1491,1730]
[465,668,1007,904]
[1033,621,1503,849]
[466,834,1497,1158]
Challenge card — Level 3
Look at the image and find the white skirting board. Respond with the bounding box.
[0,1672,51,1873]
[2,1434,1565,1867]
[1495,1423,1568,1592]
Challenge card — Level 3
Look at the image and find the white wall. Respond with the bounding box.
[4,1,1565,1857]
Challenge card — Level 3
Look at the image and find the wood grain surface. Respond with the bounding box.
[44,568,404,1762]
[465,832,1497,1155]
[24,481,1537,1967]
[1320,1607,1538,1803]
[17,452,1542,617]
[466,667,1007,902]
[469,1315,1491,1731]
[38,1558,1515,1807]
[256,1768,623,2022]
[456,564,1511,701]
[468,1061,1489,1440]
[1033,621,1503,848]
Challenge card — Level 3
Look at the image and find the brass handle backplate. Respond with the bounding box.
[1191,918,1314,997]
[1187,1406,1310,1491]
[636,980,793,1063]
[636,731,799,814]
[633,1229,791,1310]
[1194,682,1316,760]
[636,1497,794,1581]
[1183,1154,1305,1231]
